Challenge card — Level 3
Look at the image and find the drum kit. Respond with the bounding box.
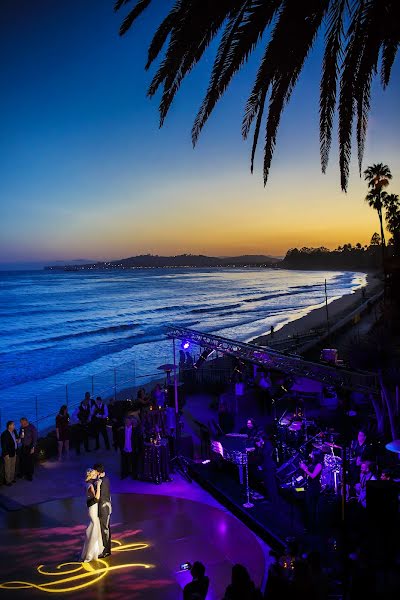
[312,432,342,494]
[276,415,344,495]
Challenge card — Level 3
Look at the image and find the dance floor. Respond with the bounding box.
[0,493,265,600]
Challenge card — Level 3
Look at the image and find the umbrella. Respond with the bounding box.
[157,363,177,371]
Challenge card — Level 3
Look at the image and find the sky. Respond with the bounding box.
[0,0,399,266]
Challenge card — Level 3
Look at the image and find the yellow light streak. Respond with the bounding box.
[0,539,153,593]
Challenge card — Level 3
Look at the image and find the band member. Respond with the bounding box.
[91,396,110,450]
[256,433,279,506]
[351,430,371,466]
[350,430,372,483]
[355,461,376,508]
[240,418,259,442]
[300,450,323,530]
[380,468,393,481]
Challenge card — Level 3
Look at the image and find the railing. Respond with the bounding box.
[0,360,170,436]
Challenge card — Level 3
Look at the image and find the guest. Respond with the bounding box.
[55,405,70,461]
[137,388,152,412]
[300,450,323,530]
[91,396,110,450]
[1,420,19,486]
[222,564,262,600]
[117,417,144,479]
[151,384,166,408]
[19,417,37,481]
[183,561,209,600]
[75,392,92,454]
[107,398,122,451]
[355,461,376,508]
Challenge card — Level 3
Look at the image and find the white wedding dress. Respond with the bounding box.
[81,484,104,562]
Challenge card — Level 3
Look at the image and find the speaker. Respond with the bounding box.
[366,480,398,523]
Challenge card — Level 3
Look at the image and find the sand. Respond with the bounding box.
[250,272,383,347]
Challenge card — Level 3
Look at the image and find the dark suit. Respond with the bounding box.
[1,429,18,484]
[98,476,112,554]
[1,429,17,457]
[117,425,144,479]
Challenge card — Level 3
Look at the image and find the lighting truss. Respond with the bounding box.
[165,325,379,394]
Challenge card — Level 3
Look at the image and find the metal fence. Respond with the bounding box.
[0,360,168,436]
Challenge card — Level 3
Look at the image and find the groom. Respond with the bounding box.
[93,463,112,558]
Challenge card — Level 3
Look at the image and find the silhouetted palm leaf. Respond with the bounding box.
[115,0,400,191]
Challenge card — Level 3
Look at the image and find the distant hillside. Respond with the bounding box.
[45,254,280,271]
[281,245,387,270]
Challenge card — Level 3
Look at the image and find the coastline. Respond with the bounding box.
[250,272,383,347]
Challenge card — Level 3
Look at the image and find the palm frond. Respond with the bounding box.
[117,0,152,36]
[147,1,235,125]
[320,0,347,173]
[145,8,178,70]
[192,1,280,147]
[261,0,330,183]
[354,1,384,176]
[338,1,366,191]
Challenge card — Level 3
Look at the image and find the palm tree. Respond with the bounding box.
[383,193,400,255]
[364,163,392,265]
[114,1,400,191]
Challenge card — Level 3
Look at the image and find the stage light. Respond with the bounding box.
[182,340,190,350]
[193,348,214,369]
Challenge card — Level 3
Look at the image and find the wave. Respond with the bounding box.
[190,303,242,314]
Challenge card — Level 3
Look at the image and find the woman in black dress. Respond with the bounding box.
[300,449,323,530]
[55,404,70,461]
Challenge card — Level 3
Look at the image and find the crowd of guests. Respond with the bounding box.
[0,383,174,486]
[182,561,263,600]
[182,552,330,600]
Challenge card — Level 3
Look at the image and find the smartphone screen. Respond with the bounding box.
[180,563,191,571]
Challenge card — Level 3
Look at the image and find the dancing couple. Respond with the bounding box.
[81,463,112,562]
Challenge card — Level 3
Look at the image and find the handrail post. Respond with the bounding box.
[66,384,69,407]
[114,368,117,402]
[35,395,39,435]
[91,375,94,397]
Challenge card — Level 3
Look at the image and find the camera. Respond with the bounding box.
[179,562,192,571]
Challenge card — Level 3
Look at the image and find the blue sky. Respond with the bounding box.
[0,0,399,266]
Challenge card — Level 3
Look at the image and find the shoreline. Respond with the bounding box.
[250,272,383,347]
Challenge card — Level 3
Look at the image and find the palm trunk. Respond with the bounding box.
[378,208,386,268]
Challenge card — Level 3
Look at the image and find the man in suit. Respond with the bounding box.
[117,417,144,480]
[19,417,37,481]
[74,392,92,455]
[93,462,112,558]
[91,397,110,450]
[1,421,19,486]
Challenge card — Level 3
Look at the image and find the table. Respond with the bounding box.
[139,439,171,484]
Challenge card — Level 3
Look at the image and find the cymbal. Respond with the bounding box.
[385,440,400,453]
[312,442,325,449]
[313,443,331,452]
[325,442,342,449]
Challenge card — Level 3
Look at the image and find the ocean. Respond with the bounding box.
[0,268,366,427]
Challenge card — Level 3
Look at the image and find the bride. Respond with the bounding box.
[81,468,104,562]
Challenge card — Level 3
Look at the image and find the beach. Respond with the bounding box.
[250,272,383,348]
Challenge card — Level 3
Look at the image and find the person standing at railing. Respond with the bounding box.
[91,396,110,450]
[55,405,70,461]
[75,392,92,455]
[1,420,19,486]
[19,417,37,481]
